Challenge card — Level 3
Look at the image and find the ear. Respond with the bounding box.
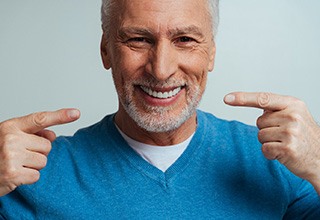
[208,41,216,72]
[100,33,111,70]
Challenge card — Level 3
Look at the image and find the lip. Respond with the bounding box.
[136,85,185,107]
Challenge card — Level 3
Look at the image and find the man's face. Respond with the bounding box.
[101,0,215,133]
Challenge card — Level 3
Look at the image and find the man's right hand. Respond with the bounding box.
[0,109,80,197]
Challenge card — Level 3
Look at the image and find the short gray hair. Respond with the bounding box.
[101,0,220,38]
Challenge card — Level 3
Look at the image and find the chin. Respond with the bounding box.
[124,101,198,133]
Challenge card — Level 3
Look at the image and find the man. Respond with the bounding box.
[0,0,320,219]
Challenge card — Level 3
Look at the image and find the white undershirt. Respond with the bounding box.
[115,125,194,172]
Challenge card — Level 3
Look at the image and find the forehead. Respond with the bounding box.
[112,0,211,34]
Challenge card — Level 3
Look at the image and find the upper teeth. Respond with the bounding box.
[140,86,181,99]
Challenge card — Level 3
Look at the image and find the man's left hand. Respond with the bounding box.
[224,92,320,194]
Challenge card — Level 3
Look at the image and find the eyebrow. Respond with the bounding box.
[168,25,204,38]
[118,27,154,39]
[118,25,204,39]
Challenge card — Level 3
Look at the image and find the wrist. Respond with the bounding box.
[306,171,320,195]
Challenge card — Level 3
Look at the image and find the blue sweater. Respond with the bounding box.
[0,110,319,219]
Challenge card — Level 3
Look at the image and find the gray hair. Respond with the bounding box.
[101,0,220,38]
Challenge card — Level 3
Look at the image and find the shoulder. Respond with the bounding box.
[19,113,121,193]
[46,113,120,173]
[196,110,317,200]
[52,113,116,150]
[196,109,258,143]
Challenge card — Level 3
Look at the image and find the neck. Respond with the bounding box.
[114,109,197,146]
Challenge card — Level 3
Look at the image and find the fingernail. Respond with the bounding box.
[224,94,235,103]
[67,109,80,119]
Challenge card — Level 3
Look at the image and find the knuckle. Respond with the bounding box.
[287,112,303,123]
[290,96,305,106]
[0,183,19,195]
[279,142,297,158]
[261,143,277,160]
[296,100,307,108]
[38,155,48,168]
[0,145,17,163]
[0,120,16,134]
[41,139,52,154]
[32,112,47,127]
[256,116,264,129]
[280,144,291,154]
[287,97,307,110]
[0,165,19,183]
[57,112,65,124]
[31,153,48,169]
[0,167,41,190]
[262,144,285,161]
[257,92,271,108]
[237,94,246,105]
[30,171,41,183]
[1,133,17,148]
[282,145,297,161]
[261,144,268,155]
[6,184,18,193]
[283,126,299,139]
[0,134,22,162]
[257,130,265,143]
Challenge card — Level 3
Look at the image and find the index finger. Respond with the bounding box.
[224,92,290,111]
[13,108,80,134]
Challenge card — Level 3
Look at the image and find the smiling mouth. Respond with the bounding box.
[140,85,183,99]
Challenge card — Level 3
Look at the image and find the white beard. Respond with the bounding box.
[118,78,202,133]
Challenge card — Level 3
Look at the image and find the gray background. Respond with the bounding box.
[0,0,319,135]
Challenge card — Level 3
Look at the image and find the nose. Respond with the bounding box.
[145,40,178,81]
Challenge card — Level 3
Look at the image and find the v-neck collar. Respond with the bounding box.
[105,110,208,187]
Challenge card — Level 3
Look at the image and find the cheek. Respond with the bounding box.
[111,50,145,83]
[179,54,209,99]
[111,49,148,96]
[180,54,209,86]
[114,47,147,73]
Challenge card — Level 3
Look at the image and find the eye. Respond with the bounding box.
[126,37,152,49]
[177,36,195,43]
[128,37,149,43]
[174,36,198,48]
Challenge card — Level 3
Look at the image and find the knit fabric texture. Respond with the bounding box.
[1,110,319,219]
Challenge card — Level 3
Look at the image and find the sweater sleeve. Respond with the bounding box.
[283,178,320,219]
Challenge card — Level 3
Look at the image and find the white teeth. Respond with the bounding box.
[140,86,182,99]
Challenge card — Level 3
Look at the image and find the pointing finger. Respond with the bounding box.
[224,92,291,111]
[13,108,80,134]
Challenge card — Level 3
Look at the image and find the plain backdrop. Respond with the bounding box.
[0,0,319,135]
